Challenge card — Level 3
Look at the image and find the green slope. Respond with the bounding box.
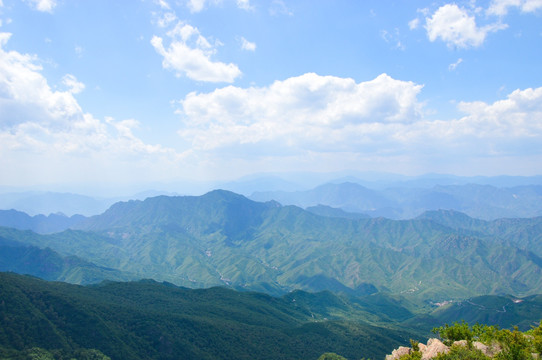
[0,272,414,360]
[3,190,542,300]
[430,295,542,331]
[0,236,134,284]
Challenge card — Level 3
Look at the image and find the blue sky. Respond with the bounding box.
[1,0,541,190]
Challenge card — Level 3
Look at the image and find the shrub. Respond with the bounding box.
[432,321,473,346]
[434,344,491,360]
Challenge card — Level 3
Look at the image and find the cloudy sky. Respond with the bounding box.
[1,0,541,190]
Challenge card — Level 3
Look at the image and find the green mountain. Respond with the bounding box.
[0,236,134,284]
[417,209,542,255]
[428,294,542,331]
[0,272,414,360]
[1,190,541,300]
[400,294,542,335]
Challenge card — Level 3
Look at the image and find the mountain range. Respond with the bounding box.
[1,190,542,302]
[250,182,542,220]
[2,173,542,218]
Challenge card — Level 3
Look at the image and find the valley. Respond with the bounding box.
[1,181,542,359]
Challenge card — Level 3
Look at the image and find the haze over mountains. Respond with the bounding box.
[2,173,542,359]
[2,173,542,219]
[1,185,542,301]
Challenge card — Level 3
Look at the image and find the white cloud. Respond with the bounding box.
[408,18,420,30]
[175,73,424,151]
[61,74,85,94]
[425,4,507,48]
[170,72,542,176]
[156,12,177,28]
[151,22,241,83]
[187,0,206,13]
[237,0,253,11]
[155,0,171,10]
[24,0,57,13]
[0,32,181,186]
[0,33,81,126]
[487,0,542,15]
[240,37,256,51]
[455,87,542,138]
[448,58,463,71]
[389,87,542,163]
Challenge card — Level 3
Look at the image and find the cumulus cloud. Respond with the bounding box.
[0,32,180,185]
[487,0,542,15]
[455,87,542,138]
[0,33,81,127]
[425,4,507,48]
[240,37,256,51]
[151,22,241,83]
[24,0,57,13]
[170,72,542,175]
[61,74,85,94]
[386,86,542,163]
[175,73,424,151]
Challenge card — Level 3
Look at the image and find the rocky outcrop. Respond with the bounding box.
[386,338,503,360]
[385,346,411,360]
[421,339,449,360]
[472,341,502,358]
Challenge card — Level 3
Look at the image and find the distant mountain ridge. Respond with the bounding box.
[0,209,86,234]
[305,204,370,219]
[250,182,542,220]
[3,173,542,218]
[1,190,541,301]
[0,191,113,216]
[0,190,180,217]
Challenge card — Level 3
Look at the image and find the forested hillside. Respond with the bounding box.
[0,272,414,360]
[1,190,542,300]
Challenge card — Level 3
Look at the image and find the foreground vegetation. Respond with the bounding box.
[2,271,542,359]
[0,347,110,360]
[0,272,414,360]
[393,321,542,360]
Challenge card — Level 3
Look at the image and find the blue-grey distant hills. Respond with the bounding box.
[1,190,542,301]
[250,182,542,220]
[0,209,86,234]
[0,191,113,216]
[0,190,179,217]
